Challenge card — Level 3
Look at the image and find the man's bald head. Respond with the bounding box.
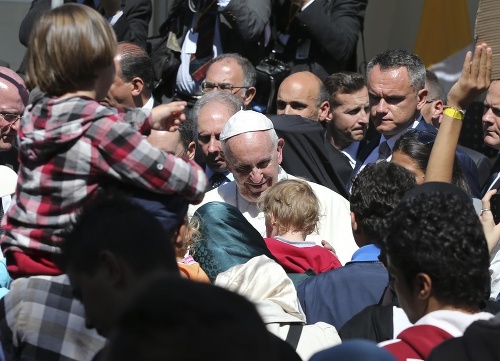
[276,71,329,121]
[0,67,28,151]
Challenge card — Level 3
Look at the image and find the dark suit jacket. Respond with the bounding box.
[324,140,364,192]
[18,0,152,73]
[271,0,368,79]
[268,114,349,199]
[352,120,482,197]
[0,149,19,172]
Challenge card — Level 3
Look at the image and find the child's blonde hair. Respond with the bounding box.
[259,179,320,236]
[26,3,117,95]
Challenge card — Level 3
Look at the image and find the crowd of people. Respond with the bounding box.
[0,1,500,361]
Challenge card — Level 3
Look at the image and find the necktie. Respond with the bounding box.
[377,141,391,163]
[189,0,217,82]
[210,172,227,189]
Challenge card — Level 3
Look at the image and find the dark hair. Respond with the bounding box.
[425,70,446,102]
[317,81,330,108]
[116,42,154,91]
[393,130,472,194]
[104,276,277,361]
[325,71,366,108]
[366,49,425,93]
[383,190,490,307]
[178,115,195,150]
[350,162,416,242]
[208,53,257,87]
[56,195,179,276]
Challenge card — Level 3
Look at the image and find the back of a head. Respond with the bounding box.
[383,183,490,308]
[116,42,154,91]
[325,71,366,108]
[350,162,416,242]
[393,130,471,194]
[366,49,425,92]
[259,178,320,236]
[26,3,117,95]
[425,70,446,101]
[104,276,276,361]
[57,194,179,276]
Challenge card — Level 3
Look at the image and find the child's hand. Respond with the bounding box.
[321,240,337,256]
[150,102,187,132]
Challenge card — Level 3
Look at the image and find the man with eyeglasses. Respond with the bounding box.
[0,66,28,248]
[201,53,257,109]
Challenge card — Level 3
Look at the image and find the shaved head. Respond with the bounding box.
[276,71,329,121]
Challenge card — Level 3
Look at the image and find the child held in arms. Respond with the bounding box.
[260,179,341,274]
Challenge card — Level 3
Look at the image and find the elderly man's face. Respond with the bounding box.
[483,81,500,150]
[224,131,284,203]
[0,75,27,151]
[368,65,425,138]
[204,59,250,106]
[197,102,234,173]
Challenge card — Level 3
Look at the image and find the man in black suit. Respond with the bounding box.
[324,71,369,189]
[101,42,156,110]
[481,80,500,195]
[18,0,152,74]
[351,49,481,196]
[422,70,491,190]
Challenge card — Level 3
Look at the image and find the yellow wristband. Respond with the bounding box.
[443,107,465,121]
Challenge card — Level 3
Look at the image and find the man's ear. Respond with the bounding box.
[433,99,445,118]
[350,211,358,233]
[98,251,124,286]
[318,100,330,122]
[277,138,285,165]
[243,87,257,107]
[416,88,429,111]
[130,77,145,97]
[415,272,432,300]
[187,141,196,160]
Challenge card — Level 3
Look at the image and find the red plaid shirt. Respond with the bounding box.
[1,96,207,278]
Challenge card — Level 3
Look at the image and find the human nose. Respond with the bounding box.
[483,107,495,126]
[0,118,19,134]
[375,99,387,114]
[249,167,263,182]
[207,136,220,153]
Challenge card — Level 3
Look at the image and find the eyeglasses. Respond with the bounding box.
[0,112,22,123]
[200,81,249,94]
[425,99,437,104]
